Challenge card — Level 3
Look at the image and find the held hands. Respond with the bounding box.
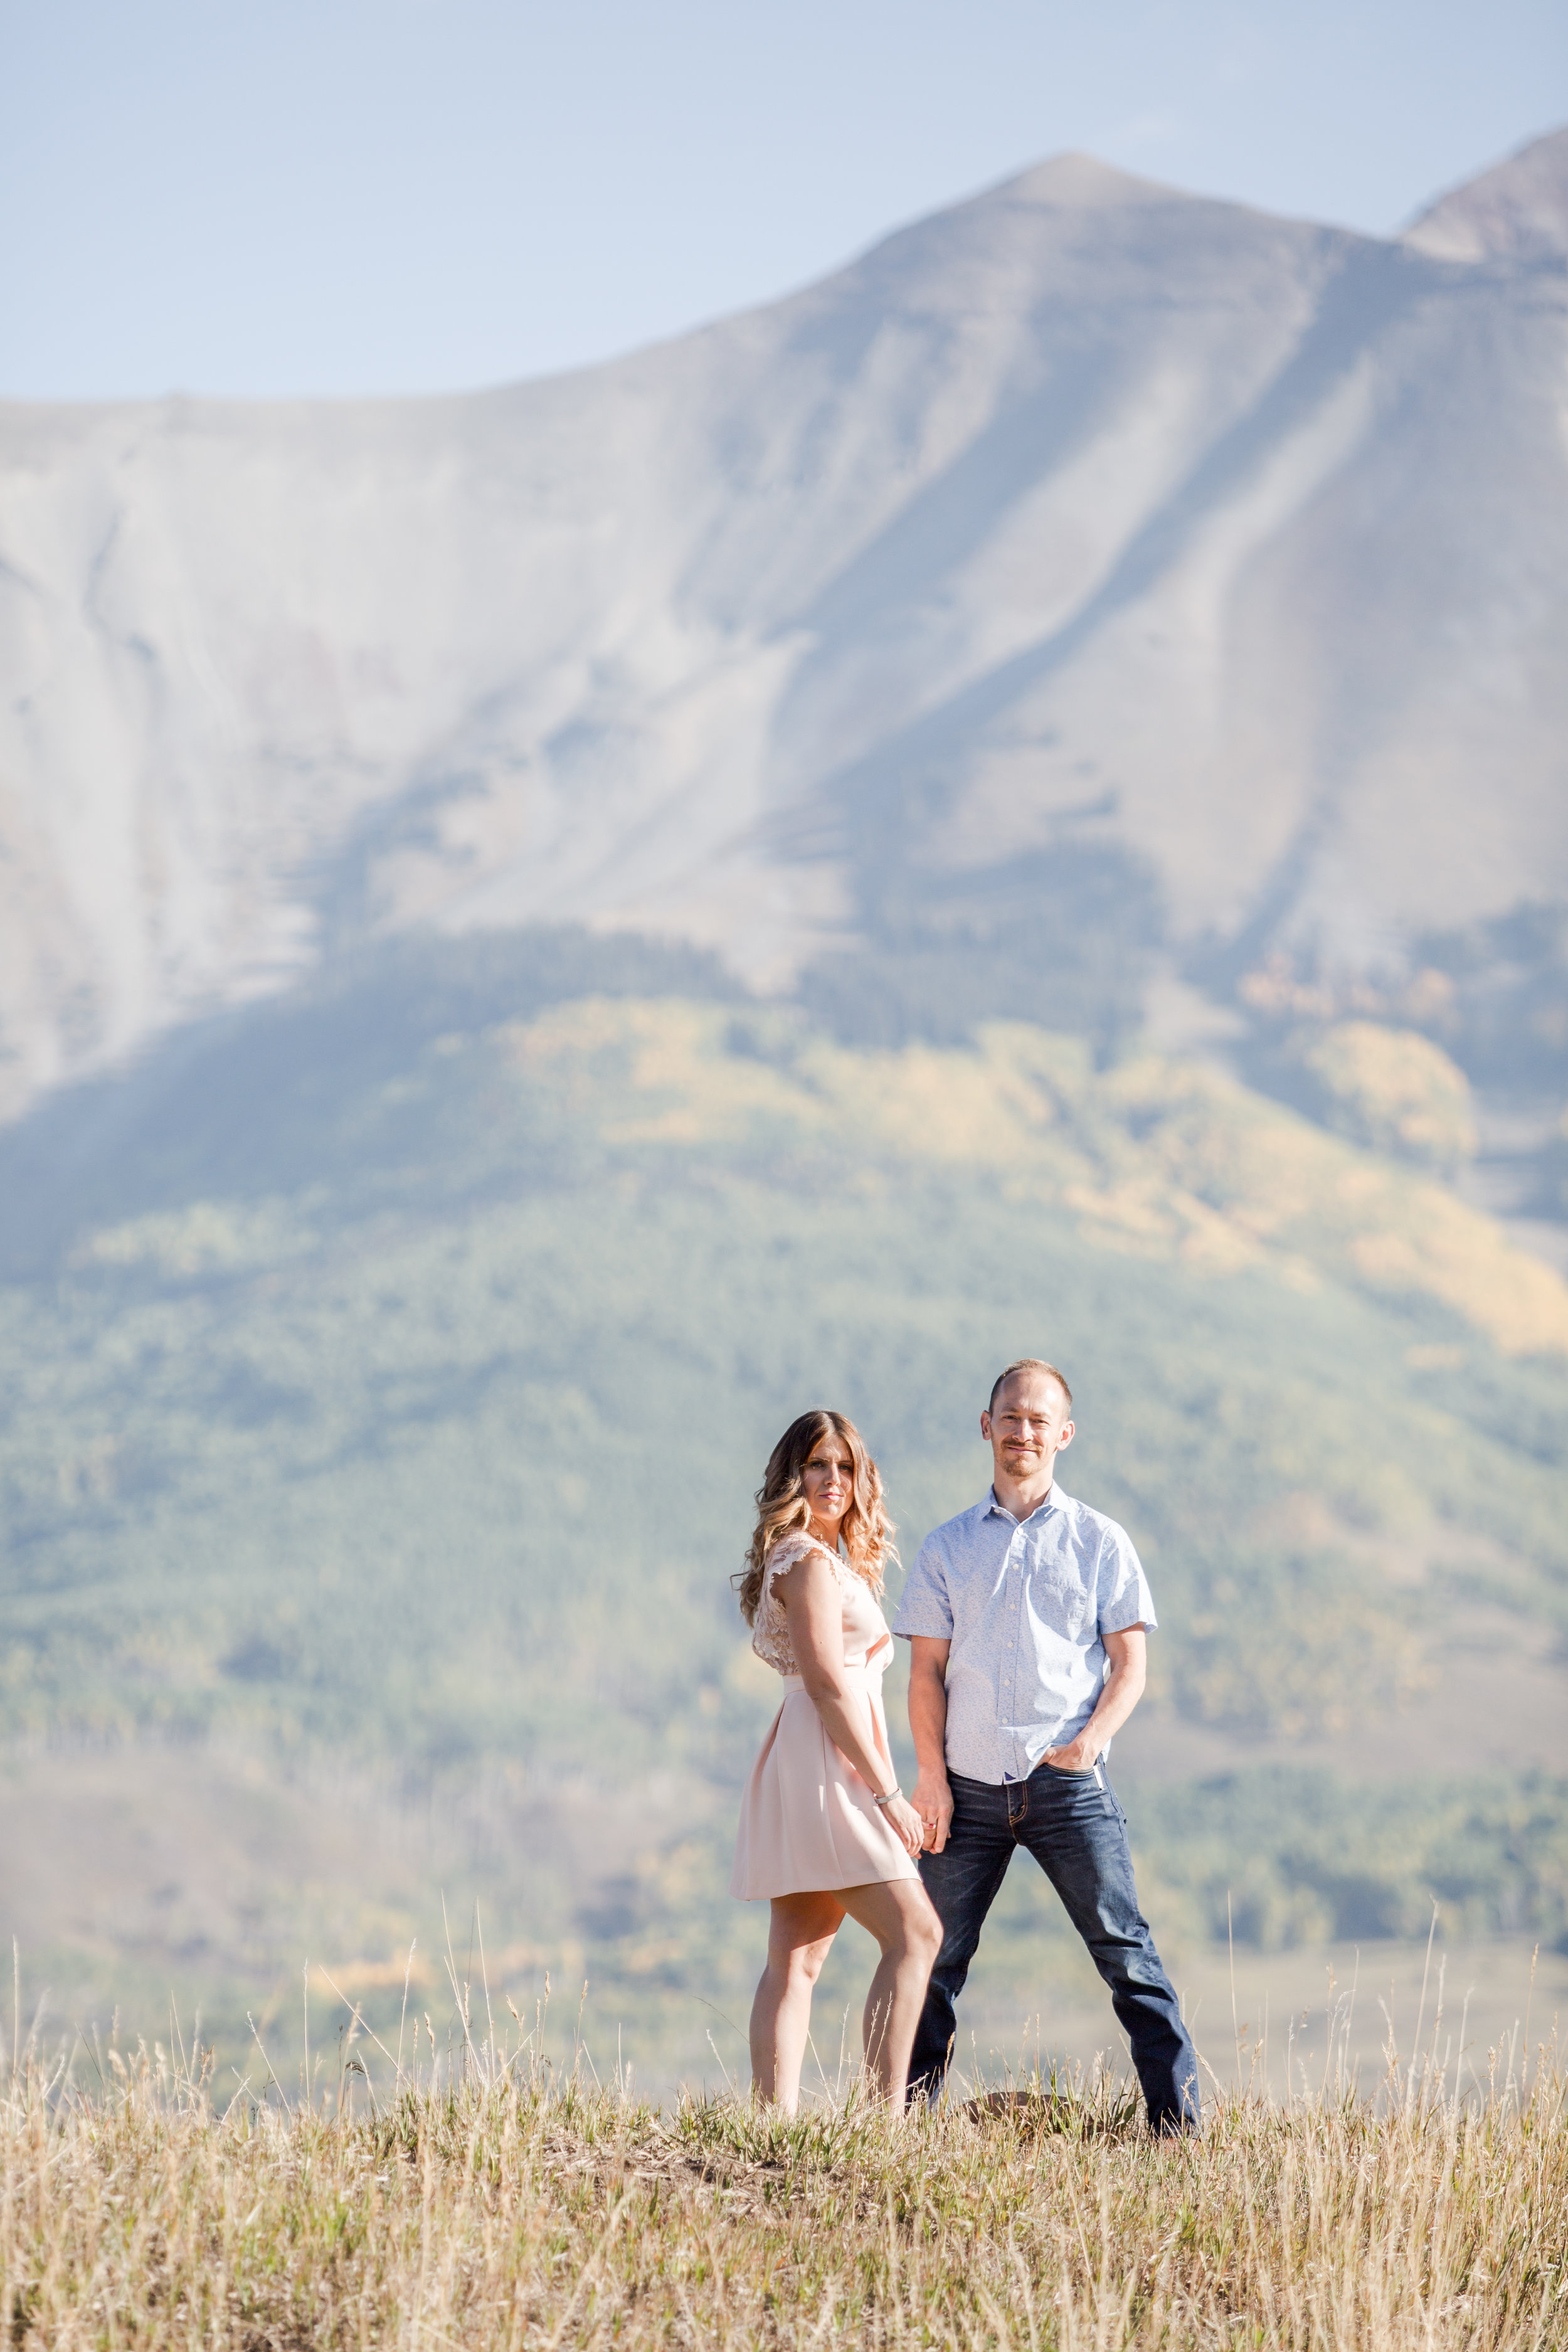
[912,1770,954,1854]
[882,1792,926,1858]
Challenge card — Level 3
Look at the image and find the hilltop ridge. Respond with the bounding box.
[1405,125,1568,261]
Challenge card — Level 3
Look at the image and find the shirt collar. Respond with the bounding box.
[984,1483,1064,1527]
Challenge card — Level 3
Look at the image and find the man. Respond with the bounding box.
[893,1357,1199,2130]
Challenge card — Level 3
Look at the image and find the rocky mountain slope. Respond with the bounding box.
[2,132,1565,1118]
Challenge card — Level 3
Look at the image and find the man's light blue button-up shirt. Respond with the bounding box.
[891,1484,1157,1784]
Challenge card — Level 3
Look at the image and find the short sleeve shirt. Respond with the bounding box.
[891,1484,1156,1783]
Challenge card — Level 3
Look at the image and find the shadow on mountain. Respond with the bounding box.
[1214,898,1568,1222]
[1413,903,1568,1102]
[0,926,740,1279]
[796,841,1161,1054]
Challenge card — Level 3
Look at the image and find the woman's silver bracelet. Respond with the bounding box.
[872,1784,901,1809]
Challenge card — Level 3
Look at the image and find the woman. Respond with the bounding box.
[731,1409,941,2111]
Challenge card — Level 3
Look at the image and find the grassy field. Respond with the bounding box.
[1,935,1565,2085]
[4,2005,1564,2349]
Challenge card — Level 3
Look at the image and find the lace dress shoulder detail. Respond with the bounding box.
[750,1532,844,1676]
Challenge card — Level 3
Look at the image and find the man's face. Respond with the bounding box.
[981,1370,1073,1488]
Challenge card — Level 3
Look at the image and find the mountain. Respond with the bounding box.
[1,935,1564,2084]
[1406,125,1568,263]
[4,139,1567,2089]
[2,135,1566,1122]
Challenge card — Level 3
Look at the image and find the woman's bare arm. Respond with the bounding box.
[773,1549,923,1857]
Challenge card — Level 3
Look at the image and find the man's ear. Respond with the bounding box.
[1056,1419,1075,1450]
[980,1411,993,1441]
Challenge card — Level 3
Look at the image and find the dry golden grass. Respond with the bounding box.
[6,2000,1565,2349]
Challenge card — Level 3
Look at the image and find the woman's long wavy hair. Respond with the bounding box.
[734,1409,896,1625]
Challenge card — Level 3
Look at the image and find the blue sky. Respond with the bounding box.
[2,0,1564,399]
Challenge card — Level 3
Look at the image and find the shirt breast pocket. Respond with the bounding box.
[1033,1569,1090,1640]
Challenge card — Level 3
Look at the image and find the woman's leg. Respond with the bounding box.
[750,1892,844,2112]
[837,1878,945,2104]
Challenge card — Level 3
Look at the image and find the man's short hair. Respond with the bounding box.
[988,1358,1073,1416]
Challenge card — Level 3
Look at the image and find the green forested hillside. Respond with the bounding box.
[1,933,1565,2078]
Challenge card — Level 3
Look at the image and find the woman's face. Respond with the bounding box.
[801,1434,856,1534]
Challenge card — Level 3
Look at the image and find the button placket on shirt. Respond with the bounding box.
[1008,1527,1025,1779]
[1015,1517,1046,1777]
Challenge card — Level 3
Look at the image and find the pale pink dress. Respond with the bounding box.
[731,1530,920,1900]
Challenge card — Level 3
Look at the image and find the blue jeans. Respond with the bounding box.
[909,1761,1200,2131]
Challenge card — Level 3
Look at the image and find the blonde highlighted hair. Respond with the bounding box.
[734,1409,896,1625]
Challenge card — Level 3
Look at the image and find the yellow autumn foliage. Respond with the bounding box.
[507,1001,1568,1357]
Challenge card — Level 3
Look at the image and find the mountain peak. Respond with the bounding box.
[1404,125,1568,263]
[1000,150,1172,209]
[3,138,1567,1118]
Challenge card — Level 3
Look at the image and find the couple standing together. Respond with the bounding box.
[730,1358,1200,2131]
